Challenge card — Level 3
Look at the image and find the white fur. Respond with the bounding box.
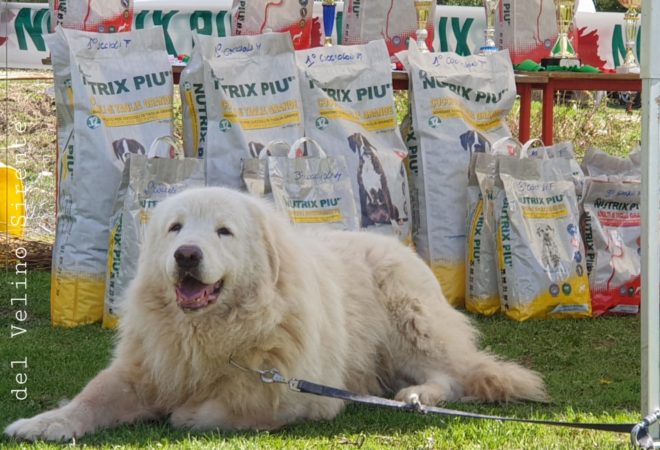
[5,187,547,442]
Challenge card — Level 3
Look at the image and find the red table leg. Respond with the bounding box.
[542,82,555,145]
[517,85,532,143]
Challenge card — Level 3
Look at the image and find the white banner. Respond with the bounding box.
[0,2,636,71]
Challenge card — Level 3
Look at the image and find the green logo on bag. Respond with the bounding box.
[87,115,101,129]
[428,116,441,128]
[219,119,232,132]
[315,117,329,130]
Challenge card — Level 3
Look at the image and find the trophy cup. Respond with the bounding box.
[542,0,581,68]
[616,0,642,73]
[414,0,433,53]
[322,0,337,47]
[480,0,499,55]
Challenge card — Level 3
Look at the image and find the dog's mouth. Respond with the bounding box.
[175,276,223,311]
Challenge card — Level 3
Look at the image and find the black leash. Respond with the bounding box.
[292,379,632,433]
[228,359,657,448]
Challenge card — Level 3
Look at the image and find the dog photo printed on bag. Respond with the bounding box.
[296,40,411,242]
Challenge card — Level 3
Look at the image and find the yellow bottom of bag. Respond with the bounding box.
[504,275,592,321]
[103,311,119,329]
[466,295,500,316]
[50,272,105,327]
[430,261,465,308]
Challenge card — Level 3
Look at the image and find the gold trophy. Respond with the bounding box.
[542,0,581,67]
[616,0,642,73]
[414,0,433,53]
[480,0,499,55]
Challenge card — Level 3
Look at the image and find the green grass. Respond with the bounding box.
[0,271,642,449]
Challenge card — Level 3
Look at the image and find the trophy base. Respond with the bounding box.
[616,65,640,74]
[479,45,498,56]
[541,57,581,68]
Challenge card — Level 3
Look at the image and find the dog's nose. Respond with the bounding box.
[174,245,203,270]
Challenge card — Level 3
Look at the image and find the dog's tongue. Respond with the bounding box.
[176,277,218,310]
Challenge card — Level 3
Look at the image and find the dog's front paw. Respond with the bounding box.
[5,411,82,442]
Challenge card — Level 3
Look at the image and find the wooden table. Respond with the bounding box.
[515,71,642,145]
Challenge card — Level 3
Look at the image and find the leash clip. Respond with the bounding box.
[259,368,288,384]
[632,409,660,449]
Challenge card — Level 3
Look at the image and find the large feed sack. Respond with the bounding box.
[202,32,304,188]
[50,27,173,326]
[342,0,436,58]
[581,178,641,316]
[494,157,591,321]
[466,153,500,316]
[296,40,411,242]
[399,45,516,307]
[231,0,313,49]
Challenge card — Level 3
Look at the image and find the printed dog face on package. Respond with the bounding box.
[113,138,146,163]
[460,130,489,155]
[347,132,400,227]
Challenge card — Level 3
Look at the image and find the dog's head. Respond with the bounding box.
[112,138,145,162]
[536,224,554,241]
[459,130,488,154]
[247,141,267,159]
[348,132,375,159]
[139,187,281,317]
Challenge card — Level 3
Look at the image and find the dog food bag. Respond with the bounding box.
[50,27,173,326]
[296,40,411,242]
[398,45,516,307]
[268,138,359,231]
[582,147,641,179]
[495,157,591,321]
[400,113,422,249]
[342,0,436,59]
[466,153,501,316]
[231,0,313,50]
[526,141,585,201]
[202,32,304,189]
[104,149,205,329]
[44,28,75,229]
[581,178,641,316]
[179,33,207,159]
[50,0,133,33]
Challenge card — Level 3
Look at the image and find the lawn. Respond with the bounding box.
[0,270,642,449]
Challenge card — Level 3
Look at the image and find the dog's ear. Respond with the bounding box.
[251,203,281,286]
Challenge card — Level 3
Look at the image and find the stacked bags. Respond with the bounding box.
[47,27,174,326]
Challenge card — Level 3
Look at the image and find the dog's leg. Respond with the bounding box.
[171,398,294,431]
[376,251,547,406]
[5,367,157,442]
[394,369,463,405]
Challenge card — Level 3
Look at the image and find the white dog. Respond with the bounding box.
[5,187,546,441]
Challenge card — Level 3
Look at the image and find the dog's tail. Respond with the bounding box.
[461,353,548,403]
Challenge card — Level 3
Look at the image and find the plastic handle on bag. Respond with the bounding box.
[288,137,327,159]
[520,138,547,159]
[147,136,183,159]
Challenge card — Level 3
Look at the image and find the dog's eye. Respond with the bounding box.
[169,223,182,233]
[217,227,232,237]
